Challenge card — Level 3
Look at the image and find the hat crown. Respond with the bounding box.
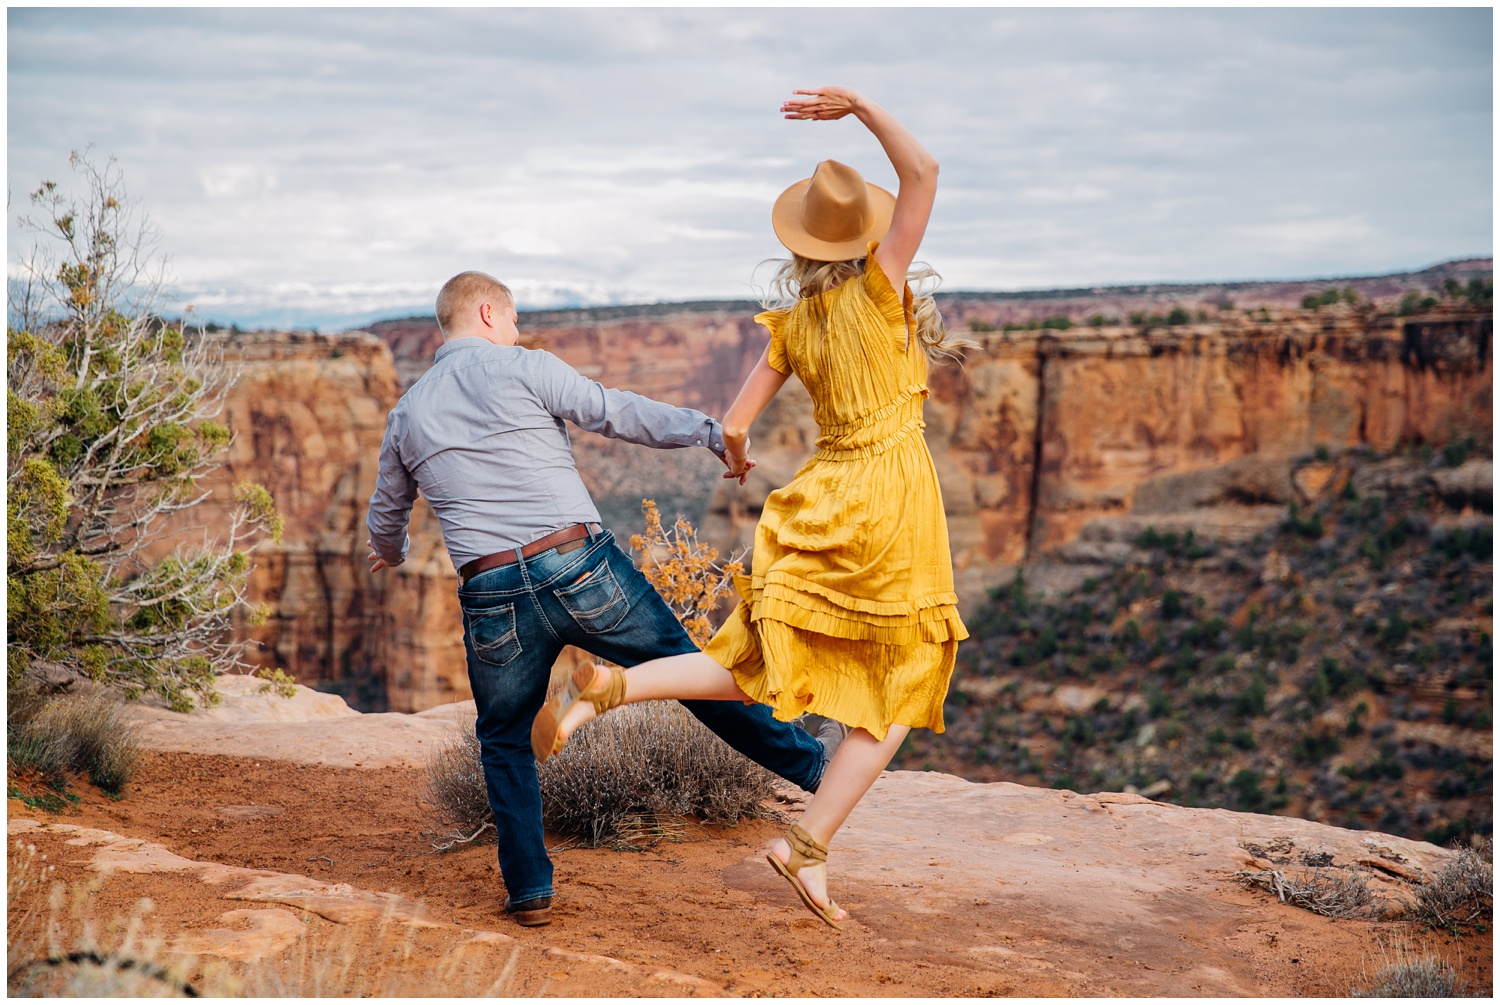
[800,160,871,243]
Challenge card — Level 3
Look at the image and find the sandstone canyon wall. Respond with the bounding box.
[202,332,466,712]
[218,290,1487,712]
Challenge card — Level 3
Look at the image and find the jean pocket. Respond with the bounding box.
[463,602,522,667]
[553,560,630,634]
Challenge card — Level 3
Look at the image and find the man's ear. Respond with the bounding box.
[478,301,494,329]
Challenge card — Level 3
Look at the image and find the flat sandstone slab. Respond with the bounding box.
[782,771,1454,996]
[129,674,476,769]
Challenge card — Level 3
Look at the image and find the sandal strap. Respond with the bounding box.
[581,665,627,716]
[785,824,827,872]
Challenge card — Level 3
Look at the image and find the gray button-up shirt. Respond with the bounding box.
[366,336,726,570]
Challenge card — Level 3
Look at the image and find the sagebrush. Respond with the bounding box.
[424,704,779,850]
[1409,840,1492,928]
[538,701,778,846]
[1351,937,1467,999]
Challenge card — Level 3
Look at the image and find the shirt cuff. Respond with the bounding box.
[701,418,727,459]
[372,534,409,566]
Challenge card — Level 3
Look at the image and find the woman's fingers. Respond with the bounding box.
[721,457,757,483]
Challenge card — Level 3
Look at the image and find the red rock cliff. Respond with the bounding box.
[230,299,1486,712]
[206,331,466,712]
[373,304,1488,609]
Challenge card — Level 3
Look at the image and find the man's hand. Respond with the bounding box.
[367,538,398,573]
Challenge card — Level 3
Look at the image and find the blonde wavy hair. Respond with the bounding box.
[760,255,977,365]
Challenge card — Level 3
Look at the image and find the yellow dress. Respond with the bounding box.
[704,243,968,740]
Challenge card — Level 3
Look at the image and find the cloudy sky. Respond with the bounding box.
[7,7,1492,330]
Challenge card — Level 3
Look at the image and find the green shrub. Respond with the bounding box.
[1230,769,1265,810]
[1378,612,1411,650]
[1293,729,1341,763]
[1284,502,1325,539]
[1062,715,1095,747]
[8,154,282,710]
[1233,678,1267,718]
[1398,290,1439,316]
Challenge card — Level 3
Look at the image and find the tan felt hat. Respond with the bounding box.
[772,159,895,262]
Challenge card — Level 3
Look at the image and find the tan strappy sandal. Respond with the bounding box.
[766,824,844,931]
[531,661,626,763]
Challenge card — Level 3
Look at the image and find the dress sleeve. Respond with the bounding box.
[861,240,916,349]
[754,309,793,375]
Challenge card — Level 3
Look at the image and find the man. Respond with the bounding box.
[366,271,827,928]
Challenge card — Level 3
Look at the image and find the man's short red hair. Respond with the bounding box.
[436,271,512,336]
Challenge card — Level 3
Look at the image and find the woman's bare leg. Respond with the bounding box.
[554,653,750,739]
[768,723,910,922]
[551,657,908,921]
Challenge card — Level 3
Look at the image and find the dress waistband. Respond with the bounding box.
[813,415,925,461]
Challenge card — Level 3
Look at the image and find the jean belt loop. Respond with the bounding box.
[514,541,529,586]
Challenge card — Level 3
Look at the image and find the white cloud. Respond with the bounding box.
[6,7,1491,329]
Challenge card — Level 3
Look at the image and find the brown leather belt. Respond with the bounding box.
[459,523,600,585]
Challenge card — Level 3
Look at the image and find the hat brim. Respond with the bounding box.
[771,178,896,263]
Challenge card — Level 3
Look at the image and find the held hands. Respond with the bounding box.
[782,86,866,121]
[720,441,757,485]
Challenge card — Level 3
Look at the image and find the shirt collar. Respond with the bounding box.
[434,336,498,362]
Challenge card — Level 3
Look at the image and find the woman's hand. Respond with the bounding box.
[782,87,866,121]
[720,441,757,485]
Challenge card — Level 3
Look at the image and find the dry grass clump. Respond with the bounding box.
[1234,866,1378,920]
[224,910,521,997]
[421,725,495,851]
[1351,938,1467,998]
[421,705,779,851]
[1409,839,1492,928]
[7,839,192,996]
[7,678,141,797]
[538,700,777,847]
[1352,957,1462,997]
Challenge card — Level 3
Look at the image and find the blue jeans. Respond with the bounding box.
[457,528,826,906]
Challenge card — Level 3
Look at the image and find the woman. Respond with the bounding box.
[532,85,970,929]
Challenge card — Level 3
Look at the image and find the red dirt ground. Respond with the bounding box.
[8,752,1491,997]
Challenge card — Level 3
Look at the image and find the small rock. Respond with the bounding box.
[1140,780,1174,799]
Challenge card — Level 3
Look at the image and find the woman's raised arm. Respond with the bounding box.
[781,87,938,283]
